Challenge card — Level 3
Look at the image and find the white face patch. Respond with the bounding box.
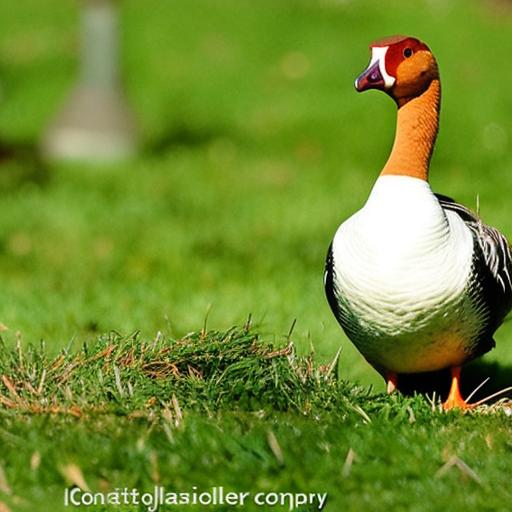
[369,46,396,89]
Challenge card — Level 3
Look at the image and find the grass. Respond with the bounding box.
[0,323,351,416]
[2,325,512,512]
[0,0,511,510]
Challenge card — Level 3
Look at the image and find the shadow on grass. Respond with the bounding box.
[145,120,232,155]
[397,359,512,404]
[0,139,49,190]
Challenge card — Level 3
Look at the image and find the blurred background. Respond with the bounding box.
[0,0,511,390]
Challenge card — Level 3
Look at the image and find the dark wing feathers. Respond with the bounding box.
[436,193,512,330]
[324,243,342,324]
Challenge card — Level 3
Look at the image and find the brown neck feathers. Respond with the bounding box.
[381,78,441,181]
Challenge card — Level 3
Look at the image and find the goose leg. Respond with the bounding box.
[442,366,473,410]
[386,372,398,394]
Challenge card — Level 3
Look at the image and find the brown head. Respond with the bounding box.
[355,35,439,106]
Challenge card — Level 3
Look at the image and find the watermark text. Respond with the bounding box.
[64,486,328,511]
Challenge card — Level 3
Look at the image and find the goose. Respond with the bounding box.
[324,35,512,410]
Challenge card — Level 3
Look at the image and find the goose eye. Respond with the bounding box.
[403,48,413,58]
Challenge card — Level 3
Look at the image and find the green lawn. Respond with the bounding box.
[2,327,512,511]
[0,0,512,510]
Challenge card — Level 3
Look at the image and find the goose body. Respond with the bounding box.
[325,36,512,407]
[326,175,511,373]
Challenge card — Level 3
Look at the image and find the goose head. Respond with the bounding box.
[355,35,439,105]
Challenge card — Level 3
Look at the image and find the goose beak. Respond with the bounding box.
[354,47,396,93]
[355,60,385,92]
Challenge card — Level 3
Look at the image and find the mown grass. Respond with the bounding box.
[1,326,512,511]
[0,0,512,510]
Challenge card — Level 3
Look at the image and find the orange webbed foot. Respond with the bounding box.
[442,366,474,411]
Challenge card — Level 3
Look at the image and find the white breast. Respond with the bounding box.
[331,175,481,372]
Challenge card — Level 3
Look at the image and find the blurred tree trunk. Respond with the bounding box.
[41,0,138,163]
